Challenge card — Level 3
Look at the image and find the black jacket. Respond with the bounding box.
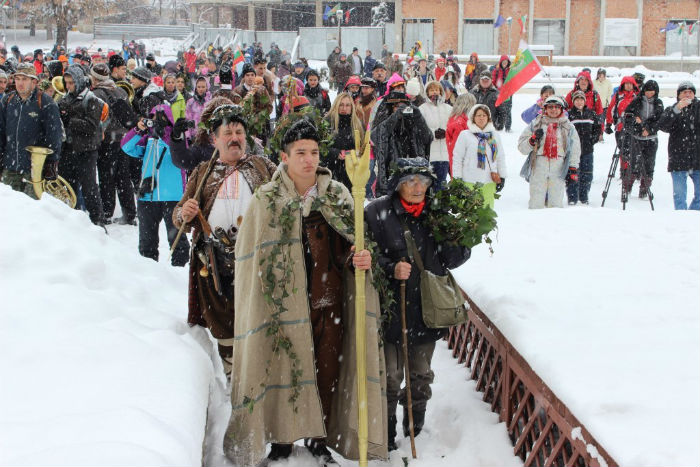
[568,107,601,155]
[324,114,354,190]
[59,66,107,152]
[92,82,138,143]
[304,84,331,115]
[470,85,504,130]
[366,195,470,345]
[371,99,433,196]
[624,89,664,140]
[659,98,700,172]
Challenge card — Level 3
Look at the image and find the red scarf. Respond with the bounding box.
[543,122,559,159]
[400,198,426,217]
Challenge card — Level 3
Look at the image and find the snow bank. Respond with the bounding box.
[0,186,215,466]
[451,95,700,466]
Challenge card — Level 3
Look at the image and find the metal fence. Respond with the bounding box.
[447,294,618,467]
[190,25,296,56]
[93,23,192,40]
[298,26,386,60]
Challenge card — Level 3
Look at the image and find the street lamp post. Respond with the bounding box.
[506,17,513,55]
[337,9,343,50]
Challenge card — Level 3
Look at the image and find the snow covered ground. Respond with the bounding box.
[451,95,700,467]
[1,30,699,466]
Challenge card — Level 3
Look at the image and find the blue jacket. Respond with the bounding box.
[521,102,542,124]
[0,89,63,173]
[120,104,184,202]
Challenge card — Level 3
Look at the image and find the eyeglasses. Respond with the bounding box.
[399,174,433,187]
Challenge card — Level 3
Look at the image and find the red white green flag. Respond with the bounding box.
[518,15,527,36]
[232,45,245,74]
[495,40,543,107]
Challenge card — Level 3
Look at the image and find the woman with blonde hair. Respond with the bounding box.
[452,104,507,208]
[324,92,365,190]
[446,92,477,174]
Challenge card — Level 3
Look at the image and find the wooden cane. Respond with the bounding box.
[170,149,219,257]
[400,260,417,459]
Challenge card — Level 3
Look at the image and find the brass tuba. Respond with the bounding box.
[51,76,66,97]
[115,79,135,103]
[26,146,77,208]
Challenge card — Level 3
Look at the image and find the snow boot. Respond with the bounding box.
[305,438,339,466]
[402,407,425,437]
[388,414,398,451]
[267,443,293,461]
[639,176,652,199]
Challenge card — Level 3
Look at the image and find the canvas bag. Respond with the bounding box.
[401,221,468,328]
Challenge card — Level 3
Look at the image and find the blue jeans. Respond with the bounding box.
[671,170,700,210]
[430,161,450,191]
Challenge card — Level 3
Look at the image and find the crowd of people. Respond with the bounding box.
[1,37,699,465]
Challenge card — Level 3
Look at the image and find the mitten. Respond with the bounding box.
[567,167,578,182]
[529,128,544,146]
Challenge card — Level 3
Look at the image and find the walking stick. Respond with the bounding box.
[400,267,417,459]
[170,149,219,258]
[345,130,371,467]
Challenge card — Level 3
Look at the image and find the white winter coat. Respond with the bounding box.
[419,83,452,163]
[452,121,507,184]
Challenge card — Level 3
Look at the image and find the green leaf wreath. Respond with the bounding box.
[428,178,498,253]
[265,106,334,162]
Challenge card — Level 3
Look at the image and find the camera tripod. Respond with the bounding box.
[601,130,654,211]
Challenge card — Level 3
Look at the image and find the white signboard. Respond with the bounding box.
[604,18,639,47]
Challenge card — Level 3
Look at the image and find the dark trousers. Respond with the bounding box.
[384,340,436,416]
[97,140,136,221]
[137,200,189,266]
[567,152,594,204]
[310,302,344,431]
[59,149,104,224]
[430,161,450,191]
[501,98,513,131]
[630,137,657,181]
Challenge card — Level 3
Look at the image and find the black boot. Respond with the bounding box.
[402,407,426,437]
[388,414,398,451]
[267,443,293,461]
[305,438,338,466]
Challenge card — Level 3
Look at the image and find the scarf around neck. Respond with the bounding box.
[475,131,498,169]
[400,198,425,217]
[543,122,559,159]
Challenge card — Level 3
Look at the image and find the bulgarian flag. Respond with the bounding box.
[232,45,245,74]
[495,40,543,107]
[517,14,527,36]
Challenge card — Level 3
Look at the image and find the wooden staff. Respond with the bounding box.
[400,265,417,459]
[170,149,219,257]
[345,130,371,467]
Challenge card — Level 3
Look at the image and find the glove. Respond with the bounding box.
[605,124,613,135]
[495,178,505,192]
[42,160,58,181]
[434,128,446,139]
[172,118,190,141]
[529,128,544,146]
[567,167,578,182]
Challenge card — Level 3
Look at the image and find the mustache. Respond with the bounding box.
[227,141,241,149]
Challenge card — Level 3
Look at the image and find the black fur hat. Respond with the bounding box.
[386,157,436,193]
[282,118,319,149]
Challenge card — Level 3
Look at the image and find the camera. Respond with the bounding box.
[142,118,155,128]
[402,106,413,115]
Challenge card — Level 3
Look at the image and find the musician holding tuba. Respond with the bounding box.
[0,63,63,198]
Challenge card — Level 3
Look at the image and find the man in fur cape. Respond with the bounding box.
[226,118,388,466]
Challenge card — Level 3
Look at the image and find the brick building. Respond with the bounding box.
[188,0,699,57]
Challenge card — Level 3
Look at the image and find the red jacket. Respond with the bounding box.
[491,55,510,89]
[565,71,603,115]
[606,76,639,131]
[183,51,197,73]
[446,113,469,174]
[434,65,446,82]
[33,60,43,76]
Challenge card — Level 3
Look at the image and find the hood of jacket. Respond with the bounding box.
[498,54,510,68]
[641,79,659,97]
[619,75,639,94]
[64,64,88,95]
[574,71,594,92]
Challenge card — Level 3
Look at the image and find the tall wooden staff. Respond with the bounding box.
[345,130,371,467]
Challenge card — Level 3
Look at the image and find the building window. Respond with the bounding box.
[463,19,494,56]
[665,20,700,57]
[533,19,565,55]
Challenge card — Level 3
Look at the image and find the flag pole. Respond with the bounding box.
[345,130,371,467]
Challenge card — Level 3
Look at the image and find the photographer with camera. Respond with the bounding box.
[371,73,433,196]
[659,81,700,210]
[120,103,189,266]
[605,76,639,193]
[623,80,664,199]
